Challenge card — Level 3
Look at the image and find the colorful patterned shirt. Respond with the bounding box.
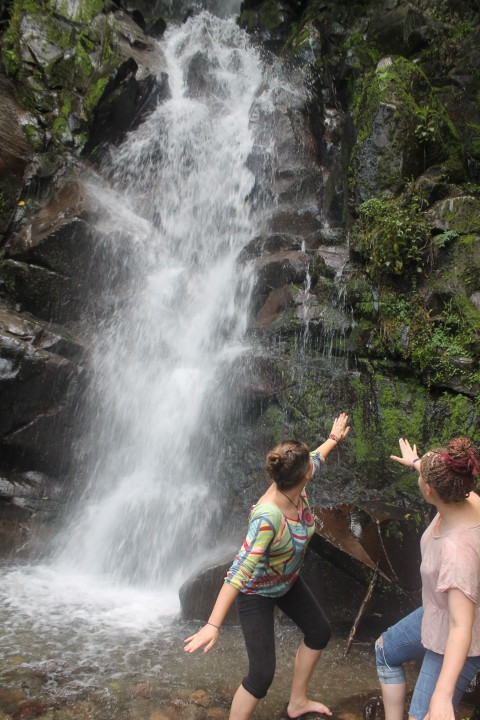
[225,451,324,597]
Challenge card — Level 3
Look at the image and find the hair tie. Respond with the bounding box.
[467,450,480,477]
[440,451,479,477]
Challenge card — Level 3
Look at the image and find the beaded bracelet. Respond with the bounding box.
[329,433,340,443]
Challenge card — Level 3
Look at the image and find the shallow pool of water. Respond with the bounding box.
[0,564,422,719]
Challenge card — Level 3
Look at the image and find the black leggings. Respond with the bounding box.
[235,577,331,699]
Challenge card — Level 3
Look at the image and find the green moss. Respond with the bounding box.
[431,196,480,234]
[53,0,108,22]
[341,31,381,68]
[84,77,108,113]
[1,0,40,77]
[352,191,432,281]
[22,123,44,151]
[263,404,288,444]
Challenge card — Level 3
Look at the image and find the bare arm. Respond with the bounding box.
[184,582,239,654]
[424,588,475,720]
[312,412,350,460]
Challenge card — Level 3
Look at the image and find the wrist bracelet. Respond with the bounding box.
[329,433,340,443]
[409,458,420,472]
[207,621,220,630]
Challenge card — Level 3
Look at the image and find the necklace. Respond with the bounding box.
[278,488,301,513]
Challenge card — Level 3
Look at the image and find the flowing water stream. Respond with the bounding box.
[0,9,386,719]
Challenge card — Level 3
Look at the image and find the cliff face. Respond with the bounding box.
[1,0,480,554]
[224,1,480,518]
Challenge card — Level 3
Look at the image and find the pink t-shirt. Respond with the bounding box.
[420,513,480,655]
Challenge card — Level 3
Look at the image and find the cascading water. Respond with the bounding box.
[55,11,263,591]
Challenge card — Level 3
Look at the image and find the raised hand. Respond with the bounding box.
[330,413,350,442]
[390,438,420,468]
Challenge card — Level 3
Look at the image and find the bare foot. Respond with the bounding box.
[287,699,332,718]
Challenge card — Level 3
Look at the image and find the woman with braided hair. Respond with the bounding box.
[184,413,350,720]
[376,436,480,720]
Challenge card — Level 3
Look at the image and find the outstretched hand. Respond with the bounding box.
[330,413,350,442]
[390,438,420,468]
[184,624,219,654]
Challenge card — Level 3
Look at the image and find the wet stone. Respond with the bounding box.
[177,704,206,720]
[0,684,28,713]
[150,712,174,720]
[205,709,228,720]
[189,690,211,708]
[14,698,50,718]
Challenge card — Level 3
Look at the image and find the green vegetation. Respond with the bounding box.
[353,192,431,281]
[0,0,120,151]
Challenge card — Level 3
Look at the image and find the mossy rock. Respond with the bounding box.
[0,0,161,154]
[350,56,464,204]
[238,0,299,50]
[428,195,480,234]
[0,175,23,234]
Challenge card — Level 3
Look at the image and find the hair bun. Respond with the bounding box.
[266,452,282,468]
[443,437,480,477]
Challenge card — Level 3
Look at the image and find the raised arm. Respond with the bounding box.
[312,412,350,460]
[424,588,475,720]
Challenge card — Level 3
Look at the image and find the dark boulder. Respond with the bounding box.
[367,2,439,56]
[253,250,309,295]
[238,234,303,263]
[252,285,295,329]
[83,58,170,161]
[179,539,243,625]
[0,307,86,473]
[219,353,287,413]
[2,179,138,323]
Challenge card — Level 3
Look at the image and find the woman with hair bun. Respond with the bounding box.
[376,436,480,720]
[184,413,350,720]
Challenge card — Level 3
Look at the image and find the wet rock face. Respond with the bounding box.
[0,79,31,234]
[0,305,87,557]
[83,59,171,163]
[351,55,464,203]
[2,180,139,323]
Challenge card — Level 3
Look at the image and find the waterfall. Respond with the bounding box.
[1,11,281,634]
[56,13,264,590]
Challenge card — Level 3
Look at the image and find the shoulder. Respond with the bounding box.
[442,526,480,558]
[250,503,284,529]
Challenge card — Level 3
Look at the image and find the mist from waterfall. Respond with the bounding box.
[52,13,267,592]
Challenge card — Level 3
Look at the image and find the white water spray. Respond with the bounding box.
[56,14,265,591]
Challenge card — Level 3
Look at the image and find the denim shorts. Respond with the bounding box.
[375,607,480,720]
